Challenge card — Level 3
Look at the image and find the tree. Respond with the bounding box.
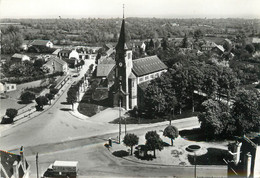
[231,89,260,136]
[245,44,255,54]
[123,133,139,155]
[35,96,48,110]
[45,93,54,104]
[163,125,179,146]
[198,99,224,139]
[20,91,35,104]
[50,88,59,95]
[145,131,164,157]
[4,108,18,123]
[193,29,204,41]
[181,34,188,48]
[67,87,78,110]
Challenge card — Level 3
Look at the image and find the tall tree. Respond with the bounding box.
[231,89,260,136]
[145,131,164,158]
[123,133,139,155]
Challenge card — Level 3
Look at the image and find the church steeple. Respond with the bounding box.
[116,4,128,51]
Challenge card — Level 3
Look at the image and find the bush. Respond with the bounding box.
[2,108,18,124]
[20,91,36,104]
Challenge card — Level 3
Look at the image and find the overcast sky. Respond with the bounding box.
[0,0,260,19]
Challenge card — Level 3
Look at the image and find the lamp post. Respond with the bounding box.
[187,145,200,178]
[36,152,39,178]
[118,100,122,143]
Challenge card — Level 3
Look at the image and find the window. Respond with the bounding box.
[132,81,135,87]
[139,77,143,82]
[145,76,149,80]
[11,85,14,89]
[155,73,159,77]
[150,74,154,78]
[7,86,9,90]
[128,53,131,59]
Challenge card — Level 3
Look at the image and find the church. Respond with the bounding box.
[96,17,167,110]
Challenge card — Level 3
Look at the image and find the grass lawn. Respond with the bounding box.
[24,85,46,95]
[109,110,200,125]
[78,103,107,117]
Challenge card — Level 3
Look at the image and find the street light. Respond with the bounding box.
[118,100,122,144]
[187,145,201,178]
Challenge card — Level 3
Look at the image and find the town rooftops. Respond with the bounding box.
[96,64,115,77]
[12,53,27,58]
[132,55,167,77]
[51,57,67,66]
[52,48,62,55]
[31,40,51,46]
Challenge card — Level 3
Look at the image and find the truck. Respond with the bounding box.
[43,161,79,178]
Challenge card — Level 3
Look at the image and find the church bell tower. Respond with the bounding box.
[113,6,133,110]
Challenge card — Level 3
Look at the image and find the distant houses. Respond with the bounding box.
[28,40,53,53]
[11,53,30,63]
[30,40,53,48]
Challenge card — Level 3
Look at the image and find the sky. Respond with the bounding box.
[0,0,260,19]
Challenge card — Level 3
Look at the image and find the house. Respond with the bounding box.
[58,49,79,60]
[30,40,53,48]
[110,18,167,110]
[211,45,225,56]
[226,134,260,178]
[201,41,217,51]
[0,147,30,178]
[0,82,17,93]
[11,53,30,63]
[133,41,146,52]
[43,57,68,74]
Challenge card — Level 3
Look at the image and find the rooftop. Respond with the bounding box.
[132,55,167,77]
[31,40,51,46]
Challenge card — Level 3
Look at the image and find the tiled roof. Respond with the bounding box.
[96,64,115,77]
[132,55,167,77]
[11,53,29,59]
[52,49,61,55]
[105,44,113,49]
[128,72,136,79]
[53,57,67,65]
[100,57,115,64]
[59,49,72,54]
[31,40,51,46]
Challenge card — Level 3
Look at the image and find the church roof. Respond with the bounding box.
[128,72,136,79]
[96,64,115,77]
[132,55,167,77]
[116,19,128,51]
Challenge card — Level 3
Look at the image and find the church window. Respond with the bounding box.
[128,53,131,59]
[132,81,135,87]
